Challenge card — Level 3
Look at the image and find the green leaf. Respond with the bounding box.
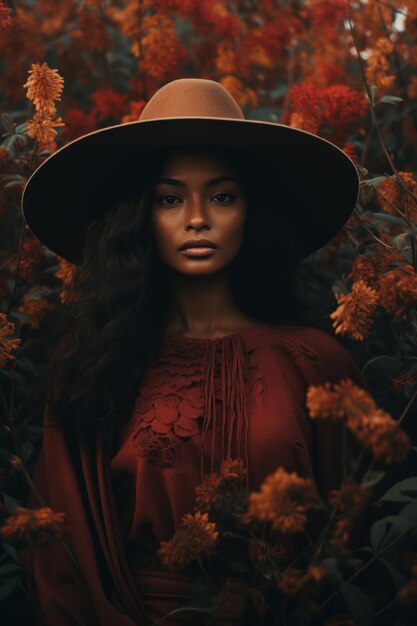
[4,494,20,514]
[340,582,374,625]
[377,95,403,105]
[371,212,406,225]
[2,543,19,562]
[1,113,15,133]
[362,176,387,186]
[0,576,20,601]
[371,518,387,551]
[379,477,417,503]
[0,563,21,576]
[379,556,408,590]
[361,470,386,488]
[14,123,28,134]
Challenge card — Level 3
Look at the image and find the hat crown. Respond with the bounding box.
[139,78,245,121]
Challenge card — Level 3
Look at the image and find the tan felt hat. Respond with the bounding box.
[21,78,359,265]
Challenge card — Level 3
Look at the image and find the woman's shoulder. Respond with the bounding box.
[253,320,365,386]
[255,320,346,352]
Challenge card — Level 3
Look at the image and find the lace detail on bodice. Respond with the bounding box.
[127,333,263,479]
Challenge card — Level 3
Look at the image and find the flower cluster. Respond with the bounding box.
[157,510,219,571]
[17,285,55,329]
[0,312,21,369]
[0,506,68,548]
[23,62,65,150]
[194,457,248,524]
[330,279,379,341]
[307,378,410,464]
[242,467,320,534]
[287,82,367,134]
[136,14,186,81]
[366,37,396,94]
[328,481,371,543]
[377,172,417,222]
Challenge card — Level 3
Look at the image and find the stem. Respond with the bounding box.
[354,207,394,249]
[397,386,417,427]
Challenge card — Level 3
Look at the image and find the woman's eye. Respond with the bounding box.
[213,193,235,203]
[157,194,180,206]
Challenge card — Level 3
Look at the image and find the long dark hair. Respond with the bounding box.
[36,146,307,445]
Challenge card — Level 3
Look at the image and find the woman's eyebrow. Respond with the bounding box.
[156,175,240,187]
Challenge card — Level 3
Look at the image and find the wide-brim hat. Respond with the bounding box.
[21,78,359,266]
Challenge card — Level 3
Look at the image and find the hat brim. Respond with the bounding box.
[21,117,359,265]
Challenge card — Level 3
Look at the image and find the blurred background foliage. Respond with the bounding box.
[0,0,417,624]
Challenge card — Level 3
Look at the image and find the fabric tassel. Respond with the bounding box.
[199,334,250,488]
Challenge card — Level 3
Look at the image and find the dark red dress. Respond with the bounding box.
[22,323,368,626]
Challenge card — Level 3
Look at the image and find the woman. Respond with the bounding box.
[21,78,367,625]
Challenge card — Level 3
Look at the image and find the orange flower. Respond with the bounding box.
[0,313,21,368]
[343,143,357,163]
[55,257,78,303]
[289,111,320,134]
[306,378,376,421]
[219,457,247,481]
[248,537,292,569]
[219,76,258,108]
[9,235,45,283]
[105,0,142,39]
[23,62,64,115]
[243,467,319,534]
[0,506,68,548]
[328,481,370,515]
[287,83,322,133]
[350,408,410,463]
[121,100,146,124]
[328,481,370,542]
[215,41,237,74]
[0,1,12,30]
[348,255,392,290]
[309,0,347,29]
[138,14,185,81]
[330,279,379,341]
[378,264,417,317]
[195,458,247,520]
[17,285,55,329]
[278,568,308,596]
[377,172,417,222]
[72,9,111,53]
[277,562,329,596]
[26,111,65,148]
[366,38,396,94]
[157,511,219,571]
[322,85,368,129]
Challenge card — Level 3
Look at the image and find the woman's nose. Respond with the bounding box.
[184,196,210,229]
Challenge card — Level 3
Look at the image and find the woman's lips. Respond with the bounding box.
[179,247,218,257]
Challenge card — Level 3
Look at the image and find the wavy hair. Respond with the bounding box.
[34,146,307,446]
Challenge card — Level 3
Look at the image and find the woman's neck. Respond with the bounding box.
[165,269,254,338]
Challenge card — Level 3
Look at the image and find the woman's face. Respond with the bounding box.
[150,148,247,276]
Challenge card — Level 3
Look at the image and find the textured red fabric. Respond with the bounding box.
[21,323,369,626]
